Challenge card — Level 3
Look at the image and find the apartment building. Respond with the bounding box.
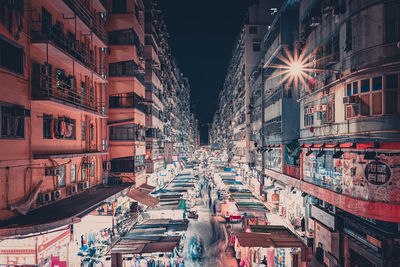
[106,0,147,187]
[211,0,400,266]
[0,0,197,264]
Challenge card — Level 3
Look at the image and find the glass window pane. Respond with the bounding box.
[58,165,66,187]
[372,77,382,91]
[347,84,352,96]
[353,82,358,94]
[386,74,398,89]
[361,79,370,93]
[71,164,76,183]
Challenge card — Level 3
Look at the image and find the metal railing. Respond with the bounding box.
[31,16,106,77]
[63,0,107,43]
[32,72,106,115]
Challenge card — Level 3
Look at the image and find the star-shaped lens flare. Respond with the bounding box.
[269,45,326,90]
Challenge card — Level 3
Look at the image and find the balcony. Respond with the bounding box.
[109,92,147,114]
[31,71,106,116]
[62,0,107,44]
[110,157,145,174]
[31,21,106,80]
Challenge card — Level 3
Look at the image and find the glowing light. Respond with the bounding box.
[289,61,303,76]
[268,45,326,90]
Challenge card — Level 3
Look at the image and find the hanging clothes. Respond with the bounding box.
[65,123,73,138]
[60,119,67,137]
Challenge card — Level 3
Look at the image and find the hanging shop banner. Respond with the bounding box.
[164,142,173,163]
[302,150,400,204]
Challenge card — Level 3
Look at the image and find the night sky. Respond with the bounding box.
[158,0,254,144]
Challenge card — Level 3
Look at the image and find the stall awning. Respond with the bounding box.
[138,183,155,194]
[127,188,160,207]
[141,241,179,253]
[235,228,305,248]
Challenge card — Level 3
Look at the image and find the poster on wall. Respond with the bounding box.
[302,150,400,204]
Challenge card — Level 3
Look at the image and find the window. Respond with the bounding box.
[81,165,86,181]
[0,36,24,74]
[109,60,141,77]
[108,29,144,56]
[372,77,382,91]
[70,164,76,183]
[109,92,146,112]
[57,165,66,187]
[353,81,358,95]
[110,123,144,141]
[53,117,75,139]
[304,106,314,127]
[346,76,389,118]
[111,156,135,173]
[1,103,25,138]
[253,43,260,52]
[346,84,352,96]
[249,26,257,34]
[112,0,127,13]
[43,114,52,139]
[82,121,85,140]
[90,162,95,177]
[90,124,94,141]
[102,139,107,151]
[361,79,370,93]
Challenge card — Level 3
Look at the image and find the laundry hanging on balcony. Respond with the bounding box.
[53,117,74,139]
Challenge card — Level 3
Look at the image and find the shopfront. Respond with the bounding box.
[0,227,70,266]
[278,186,306,234]
[339,209,400,267]
[68,213,113,267]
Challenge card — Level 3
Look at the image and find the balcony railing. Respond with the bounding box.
[63,0,107,43]
[32,72,106,115]
[31,22,106,78]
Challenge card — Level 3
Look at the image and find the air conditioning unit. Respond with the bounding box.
[52,190,62,200]
[68,184,78,195]
[315,105,327,112]
[103,161,111,171]
[38,192,52,204]
[305,107,315,115]
[45,167,59,176]
[343,95,359,104]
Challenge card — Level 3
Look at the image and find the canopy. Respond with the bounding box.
[127,188,160,207]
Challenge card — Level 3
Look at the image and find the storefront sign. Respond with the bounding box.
[365,161,391,185]
[311,205,335,231]
[302,150,400,204]
[164,142,173,163]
